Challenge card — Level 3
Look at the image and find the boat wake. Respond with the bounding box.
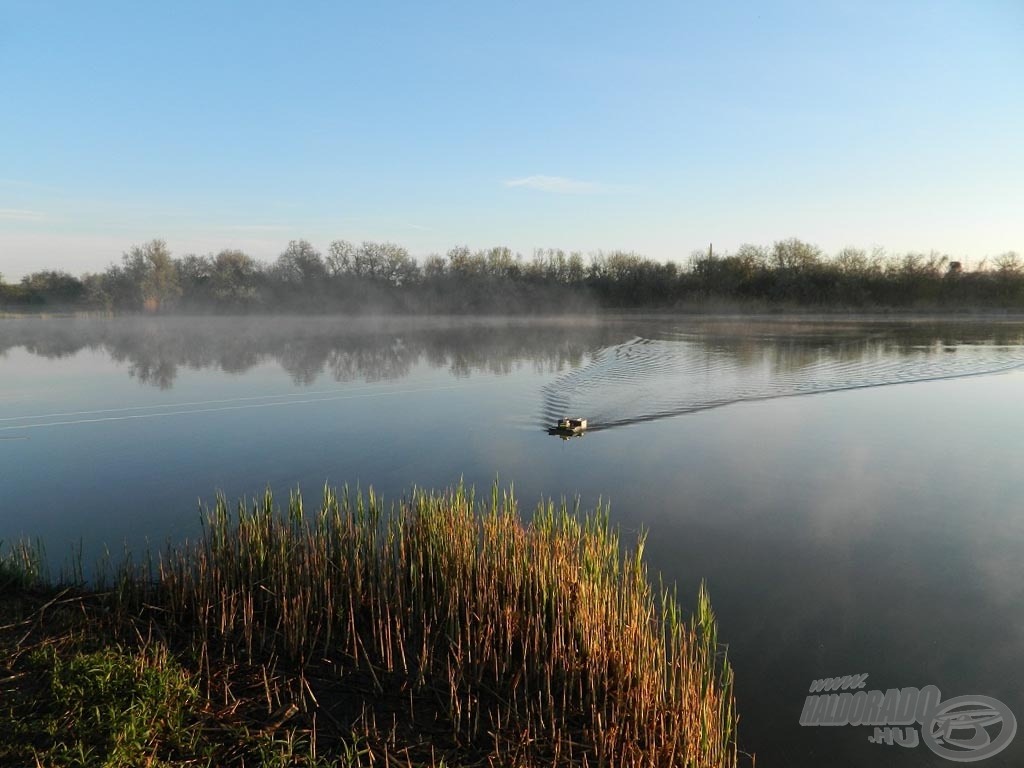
[540,335,1024,432]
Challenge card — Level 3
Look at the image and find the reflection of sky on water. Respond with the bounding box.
[604,371,1024,766]
[1,317,1023,767]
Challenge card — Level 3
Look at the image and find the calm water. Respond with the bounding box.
[2,315,1023,767]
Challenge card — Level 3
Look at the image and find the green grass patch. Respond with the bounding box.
[15,645,202,767]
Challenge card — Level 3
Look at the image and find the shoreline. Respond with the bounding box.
[0,484,742,768]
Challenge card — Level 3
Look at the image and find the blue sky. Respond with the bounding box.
[1,0,1022,278]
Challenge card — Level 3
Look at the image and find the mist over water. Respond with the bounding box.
[3,315,1024,767]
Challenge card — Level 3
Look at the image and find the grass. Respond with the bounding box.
[0,483,742,767]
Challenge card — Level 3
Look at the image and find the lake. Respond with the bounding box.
[2,315,1022,767]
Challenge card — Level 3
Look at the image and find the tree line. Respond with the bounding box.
[3,237,1024,313]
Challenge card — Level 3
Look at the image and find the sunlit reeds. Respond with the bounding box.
[148,484,738,766]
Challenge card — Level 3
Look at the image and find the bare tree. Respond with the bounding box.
[274,240,326,285]
[122,239,181,311]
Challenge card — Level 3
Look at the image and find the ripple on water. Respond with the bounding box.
[540,337,1024,431]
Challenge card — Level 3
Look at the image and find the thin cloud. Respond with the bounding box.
[504,175,624,194]
[215,224,289,232]
[0,208,44,221]
[0,178,61,192]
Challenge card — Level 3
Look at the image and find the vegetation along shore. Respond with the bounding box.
[0,484,741,767]
[2,237,1023,314]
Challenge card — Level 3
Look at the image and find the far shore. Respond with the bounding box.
[6,308,1024,322]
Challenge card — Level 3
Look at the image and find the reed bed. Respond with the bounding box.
[1,485,739,766]
[143,483,739,767]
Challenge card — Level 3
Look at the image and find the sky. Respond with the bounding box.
[1,0,1022,279]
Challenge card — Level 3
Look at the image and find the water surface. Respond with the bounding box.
[2,315,1023,767]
